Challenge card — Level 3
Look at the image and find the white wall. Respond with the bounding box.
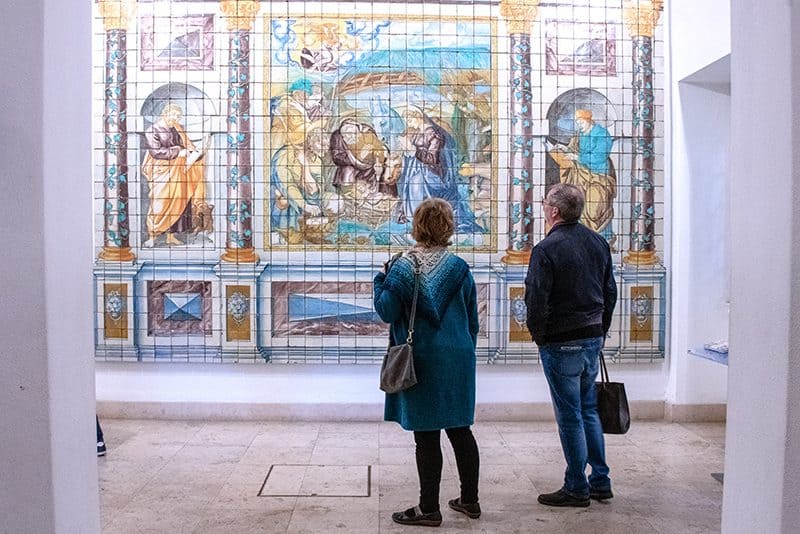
[670,0,731,82]
[666,0,730,407]
[723,1,800,531]
[96,361,667,419]
[0,1,99,533]
[667,78,730,405]
[0,2,53,529]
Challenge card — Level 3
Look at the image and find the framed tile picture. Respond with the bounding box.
[545,20,617,76]
[140,14,214,71]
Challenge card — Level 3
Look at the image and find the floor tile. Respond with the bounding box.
[240,445,315,466]
[191,506,294,534]
[310,446,379,465]
[104,504,202,534]
[378,446,415,465]
[188,421,264,447]
[287,500,380,534]
[478,464,539,511]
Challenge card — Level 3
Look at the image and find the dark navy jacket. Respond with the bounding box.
[524,221,617,345]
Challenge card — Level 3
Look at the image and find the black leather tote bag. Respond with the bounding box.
[595,351,631,434]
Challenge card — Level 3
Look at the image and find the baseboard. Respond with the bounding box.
[628,400,667,420]
[97,400,672,422]
[97,401,385,421]
[665,402,727,422]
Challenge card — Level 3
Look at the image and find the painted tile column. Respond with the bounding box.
[220,0,260,263]
[97,0,135,262]
[500,0,540,265]
[623,0,663,266]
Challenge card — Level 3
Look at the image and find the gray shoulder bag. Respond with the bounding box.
[379,254,420,393]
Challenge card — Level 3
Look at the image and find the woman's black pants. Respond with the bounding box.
[413,426,479,513]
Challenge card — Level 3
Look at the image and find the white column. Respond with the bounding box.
[0,0,99,532]
[724,1,800,532]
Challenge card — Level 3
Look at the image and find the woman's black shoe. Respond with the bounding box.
[448,498,481,518]
[391,506,443,527]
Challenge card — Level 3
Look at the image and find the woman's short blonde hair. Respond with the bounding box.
[411,198,455,247]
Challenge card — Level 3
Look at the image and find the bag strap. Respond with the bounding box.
[406,253,421,345]
[598,350,610,384]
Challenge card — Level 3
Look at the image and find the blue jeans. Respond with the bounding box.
[540,337,610,497]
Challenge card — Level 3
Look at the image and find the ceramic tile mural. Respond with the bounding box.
[93,0,667,364]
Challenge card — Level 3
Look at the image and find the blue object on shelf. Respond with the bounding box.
[688,347,729,366]
[703,340,729,354]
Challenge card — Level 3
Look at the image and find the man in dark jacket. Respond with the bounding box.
[524,183,617,507]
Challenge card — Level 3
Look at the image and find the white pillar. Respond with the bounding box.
[0,0,99,532]
[724,1,800,532]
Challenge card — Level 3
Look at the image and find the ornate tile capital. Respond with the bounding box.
[499,0,540,34]
[220,0,261,32]
[97,0,136,31]
[623,0,664,38]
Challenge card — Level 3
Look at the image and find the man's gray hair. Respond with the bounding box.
[547,183,585,222]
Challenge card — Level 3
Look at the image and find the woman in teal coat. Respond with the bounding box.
[373,198,481,527]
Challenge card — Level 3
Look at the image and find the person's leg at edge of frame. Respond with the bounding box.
[581,340,612,498]
[96,416,106,457]
[539,344,591,504]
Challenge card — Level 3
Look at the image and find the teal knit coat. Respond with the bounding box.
[373,249,479,431]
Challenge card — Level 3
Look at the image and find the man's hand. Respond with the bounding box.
[304,204,322,217]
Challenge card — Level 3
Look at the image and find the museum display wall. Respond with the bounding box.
[92,0,666,365]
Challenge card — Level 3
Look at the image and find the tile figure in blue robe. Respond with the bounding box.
[548,109,617,248]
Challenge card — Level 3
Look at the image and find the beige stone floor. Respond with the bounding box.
[98,419,725,533]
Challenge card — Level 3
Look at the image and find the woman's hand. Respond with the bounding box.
[383,252,402,274]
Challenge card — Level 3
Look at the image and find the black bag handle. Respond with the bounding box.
[598,350,610,384]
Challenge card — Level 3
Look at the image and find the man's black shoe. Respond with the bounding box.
[590,488,613,501]
[537,489,590,507]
